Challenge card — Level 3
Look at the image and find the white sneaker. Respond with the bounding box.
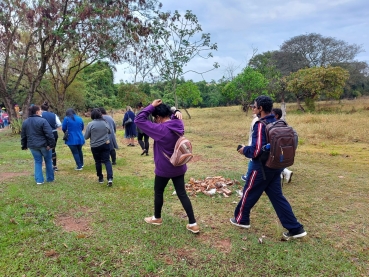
[283,168,293,183]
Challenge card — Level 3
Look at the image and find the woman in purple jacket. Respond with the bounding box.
[135,99,199,234]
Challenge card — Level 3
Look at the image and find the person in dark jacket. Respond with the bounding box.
[231,95,306,240]
[122,106,137,146]
[62,108,85,170]
[135,99,199,234]
[21,105,55,185]
[99,107,119,165]
[84,108,113,187]
[41,101,62,171]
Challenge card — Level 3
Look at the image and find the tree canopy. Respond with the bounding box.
[286,66,349,111]
[222,67,269,107]
[0,0,159,119]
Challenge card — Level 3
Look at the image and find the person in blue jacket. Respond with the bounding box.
[231,95,306,240]
[62,108,85,170]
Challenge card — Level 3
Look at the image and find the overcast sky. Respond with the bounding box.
[114,0,369,83]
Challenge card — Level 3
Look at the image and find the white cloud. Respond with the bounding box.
[114,0,369,83]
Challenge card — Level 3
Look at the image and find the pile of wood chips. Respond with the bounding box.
[185,176,242,197]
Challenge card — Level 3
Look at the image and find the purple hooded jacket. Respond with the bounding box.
[134,104,187,178]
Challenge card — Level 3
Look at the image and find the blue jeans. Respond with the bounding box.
[29,147,54,183]
[68,145,84,168]
[91,143,113,180]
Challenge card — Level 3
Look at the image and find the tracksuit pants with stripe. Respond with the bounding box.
[234,160,303,231]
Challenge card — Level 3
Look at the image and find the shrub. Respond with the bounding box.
[10,118,23,134]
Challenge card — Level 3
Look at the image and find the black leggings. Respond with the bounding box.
[154,174,196,224]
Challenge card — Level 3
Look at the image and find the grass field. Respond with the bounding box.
[1,98,368,276]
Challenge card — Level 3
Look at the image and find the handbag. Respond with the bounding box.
[62,130,69,141]
[125,117,133,125]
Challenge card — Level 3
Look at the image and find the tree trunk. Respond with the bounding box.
[173,79,178,108]
[281,101,286,120]
[297,98,305,112]
[183,107,191,119]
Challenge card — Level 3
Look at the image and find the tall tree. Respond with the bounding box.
[277,33,363,75]
[151,10,218,107]
[0,0,158,120]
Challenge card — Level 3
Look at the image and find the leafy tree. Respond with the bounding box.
[286,66,349,111]
[222,67,269,110]
[117,83,150,108]
[333,61,369,98]
[151,10,218,107]
[276,33,363,76]
[248,51,286,102]
[176,81,202,118]
[0,0,159,120]
[79,61,118,110]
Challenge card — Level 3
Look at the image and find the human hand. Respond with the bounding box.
[174,111,182,120]
[238,145,245,154]
[46,146,51,151]
[151,99,162,107]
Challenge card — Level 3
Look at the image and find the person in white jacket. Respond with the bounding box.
[241,104,259,182]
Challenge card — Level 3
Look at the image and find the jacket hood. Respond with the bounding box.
[164,118,184,136]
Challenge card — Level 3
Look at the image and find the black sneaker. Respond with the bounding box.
[283,226,307,240]
[241,175,247,182]
[112,162,116,165]
[107,179,113,187]
[229,218,250,229]
[98,178,104,184]
[53,166,58,171]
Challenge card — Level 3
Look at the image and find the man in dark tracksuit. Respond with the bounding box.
[230,95,307,240]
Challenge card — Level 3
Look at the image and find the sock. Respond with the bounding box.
[188,223,197,227]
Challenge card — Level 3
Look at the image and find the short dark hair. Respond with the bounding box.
[151,103,171,118]
[28,105,40,116]
[272,108,282,119]
[136,102,143,108]
[41,101,49,111]
[255,95,273,113]
[91,108,103,120]
[99,107,107,115]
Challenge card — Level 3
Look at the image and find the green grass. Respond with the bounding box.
[1,99,369,276]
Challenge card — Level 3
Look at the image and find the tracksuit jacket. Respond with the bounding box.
[234,114,303,231]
